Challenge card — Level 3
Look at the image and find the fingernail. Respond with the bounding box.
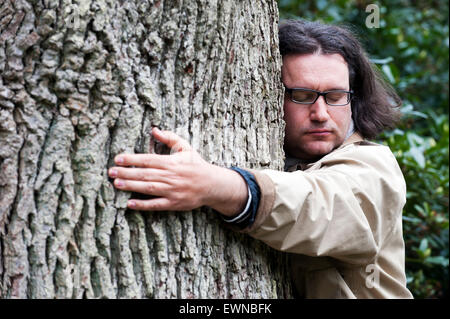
[128,200,136,208]
[115,156,124,164]
[115,179,124,187]
[109,169,117,177]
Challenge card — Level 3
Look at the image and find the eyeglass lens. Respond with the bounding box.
[291,90,350,105]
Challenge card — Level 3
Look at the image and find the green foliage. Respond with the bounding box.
[383,111,449,298]
[277,0,449,298]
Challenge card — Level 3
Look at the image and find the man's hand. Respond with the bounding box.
[108,127,248,216]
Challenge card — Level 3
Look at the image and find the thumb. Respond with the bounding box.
[152,127,192,153]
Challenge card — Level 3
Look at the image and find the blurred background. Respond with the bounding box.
[277,0,449,298]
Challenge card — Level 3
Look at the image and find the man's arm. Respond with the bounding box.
[241,144,406,265]
[108,127,248,217]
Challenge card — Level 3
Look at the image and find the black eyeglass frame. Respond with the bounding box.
[284,86,354,106]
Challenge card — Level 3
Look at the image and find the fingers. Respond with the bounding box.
[127,198,173,211]
[152,127,192,152]
[109,167,167,182]
[114,179,169,197]
[114,153,167,168]
[114,128,192,167]
[111,128,199,212]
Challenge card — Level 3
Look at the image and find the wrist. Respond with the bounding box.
[204,164,248,216]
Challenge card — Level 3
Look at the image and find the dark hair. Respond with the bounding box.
[279,19,402,139]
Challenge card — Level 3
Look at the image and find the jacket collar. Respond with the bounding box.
[284,132,364,172]
[340,132,364,147]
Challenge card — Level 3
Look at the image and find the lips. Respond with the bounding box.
[306,129,332,135]
[308,129,331,133]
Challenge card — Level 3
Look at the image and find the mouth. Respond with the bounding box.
[306,129,332,136]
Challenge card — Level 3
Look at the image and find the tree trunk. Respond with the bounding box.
[0,0,291,298]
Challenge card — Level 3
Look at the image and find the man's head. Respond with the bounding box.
[282,53,352,160]
[279,20,402,160]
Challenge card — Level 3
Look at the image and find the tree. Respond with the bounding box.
[0,0,292,298]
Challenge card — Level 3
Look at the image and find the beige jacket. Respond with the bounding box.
[243,133,413,298]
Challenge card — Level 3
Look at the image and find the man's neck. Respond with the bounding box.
[284,154,319,171]
[284,127,362,171]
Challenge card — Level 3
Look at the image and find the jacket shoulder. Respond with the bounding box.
[319,141,401,174]
[314,141,406,196]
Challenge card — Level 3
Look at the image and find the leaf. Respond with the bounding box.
[402,216,422,224]
[316,0,327,10]
[407,147,426,168]
[401,104,428,119]
[424,256,450,267]
[419,238,428,252]
[407,132,425,146]
[392,128,405,135]
[381,64,396,83]
[371,57,394,64]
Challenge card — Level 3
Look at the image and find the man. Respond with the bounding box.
[108,20,413,298]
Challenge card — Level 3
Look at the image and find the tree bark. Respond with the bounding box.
[0,0,291,298]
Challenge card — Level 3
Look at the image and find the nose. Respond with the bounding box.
[309,96,330,122]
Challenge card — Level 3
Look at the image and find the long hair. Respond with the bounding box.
[279,19,402,139]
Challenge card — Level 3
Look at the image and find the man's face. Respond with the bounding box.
[282,53,353,160]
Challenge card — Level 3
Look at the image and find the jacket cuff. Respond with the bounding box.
[219,166,259,230]
[239,169,276,233]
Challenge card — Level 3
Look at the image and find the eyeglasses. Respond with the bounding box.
[284,86,353,106]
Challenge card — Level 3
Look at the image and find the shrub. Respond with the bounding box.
[278,0,449,298]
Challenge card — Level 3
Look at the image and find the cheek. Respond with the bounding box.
[329,107,352,131]
[283,103,307,129]
[283,112,299,138]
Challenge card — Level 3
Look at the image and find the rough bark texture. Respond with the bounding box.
[0,0,291,298]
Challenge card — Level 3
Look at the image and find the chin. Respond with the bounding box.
[294,142,336,160]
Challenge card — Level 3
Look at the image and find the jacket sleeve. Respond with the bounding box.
[241,143,406,266]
